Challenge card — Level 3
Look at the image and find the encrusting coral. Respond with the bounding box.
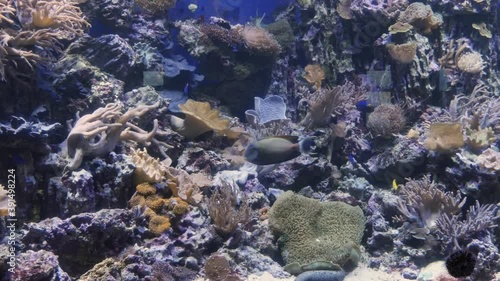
[65,101,164,170]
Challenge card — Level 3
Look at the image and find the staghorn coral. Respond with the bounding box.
[396,175,465,230]
[65,101,162,170]
[435,201,499,251]
[386,42,417,64]
[130,147,170,185]
[239,26,281,56]
[207,180,251,236]
[423,123,464,153]
[170,99,238,139]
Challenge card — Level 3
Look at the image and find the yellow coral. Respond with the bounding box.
[303,64,325,90]
[148,215,171,235]
[466,127,496,152]
[170,99,232,139]
[386,42,417,64]
[423,123,464,153]
[131,148,169,185]
[136,182,157,196]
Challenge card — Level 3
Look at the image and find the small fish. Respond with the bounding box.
[188,3,198,12]
[348,154,356,165]
[183,83,189,95]
[392,179,398,191]
[244,136,315,165]
[356,100,374,112]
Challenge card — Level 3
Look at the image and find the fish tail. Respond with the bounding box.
[299,137,315,154]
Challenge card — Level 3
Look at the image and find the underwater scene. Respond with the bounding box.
[1,0,500,280]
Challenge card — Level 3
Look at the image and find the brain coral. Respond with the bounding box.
[268,191,366,275]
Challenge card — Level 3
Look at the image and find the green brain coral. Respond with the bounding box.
[268,191,366,275]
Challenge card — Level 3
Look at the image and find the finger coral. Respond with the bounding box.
[65,101,161,170]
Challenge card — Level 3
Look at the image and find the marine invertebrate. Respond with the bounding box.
[268,191,365,275]
[207,180,251,236]
[245,95,288,127]
[396,175,465,230]
[65,101,161,170]
[423,123,464,153]
[476,148,500,171]
[148,214,171,235]
[130,147,170,185]
[239,26,281,56]
[134,0,176,14]
[16,0,90,39]
[366,104,406,137]
[472,22,492,39]
[303,64,325,90]
[204,253,242,281]
[396,2,442,34]
[445,250,476,278]
[456,51,484,74]
[465,126,495,152]
[0,184,11,216]
[170,99,236,139]
[386,42,417,64]
[166,167,208,205]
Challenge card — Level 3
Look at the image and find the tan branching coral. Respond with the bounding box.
[423,123,464,153]
[239,26,281,56]
[65,101,163,170]
[386,42,417,64]
[477,148,500,171]
[170,99,237,139]
[303,64,325,90]
[396,2,442,34]
[131,148,170,185]
[0,0,15,24]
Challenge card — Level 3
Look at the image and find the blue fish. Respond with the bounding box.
[348,154,356,165]
[183,83,189,95]
[356,100,374,112]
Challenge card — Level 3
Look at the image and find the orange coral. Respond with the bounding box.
[148,215,171,235]
[145,196,165,212]
[166,197,190,216]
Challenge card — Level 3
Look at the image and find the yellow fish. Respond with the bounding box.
[392,179,398,191]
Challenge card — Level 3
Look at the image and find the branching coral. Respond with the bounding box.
[435,201,499,251]
[65,101,162,170]
[207,180,251,236]
[396,175,465,230]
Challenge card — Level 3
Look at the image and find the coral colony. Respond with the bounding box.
[0,0,500,281]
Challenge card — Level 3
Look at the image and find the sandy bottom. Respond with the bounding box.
[344,264,404,281]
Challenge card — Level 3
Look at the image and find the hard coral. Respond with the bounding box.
[303,64,325,90]
[397,2,442,34]
[386,42,417,64]
[131,147,170,185]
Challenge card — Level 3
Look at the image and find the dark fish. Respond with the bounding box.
[244,136,314,165]
[445,249,476,278]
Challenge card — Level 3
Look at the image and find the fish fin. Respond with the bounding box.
[260,135,299,143]
[299,137,315,154]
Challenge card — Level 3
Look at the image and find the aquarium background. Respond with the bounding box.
[0,0,499,280]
